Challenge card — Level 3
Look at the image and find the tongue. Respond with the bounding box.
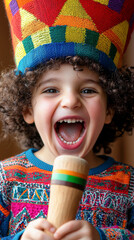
[58,122,83,142]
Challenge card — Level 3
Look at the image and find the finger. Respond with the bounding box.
[22,222,56,240]
[28,218,56,233]
[54,230,84,240]
[54,220,81,239]
[21,228,46,240]
[25,228,47,240]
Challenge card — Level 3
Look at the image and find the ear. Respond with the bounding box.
[22,107,34,124]
[105,108,114,124]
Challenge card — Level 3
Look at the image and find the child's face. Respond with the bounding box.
[24,64,113,159]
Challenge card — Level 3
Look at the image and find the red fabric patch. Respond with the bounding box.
[79,0,122,33]
[119,0,134,51]
[11,11,22,40]
[23,0,67,26]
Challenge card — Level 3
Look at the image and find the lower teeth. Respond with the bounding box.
[58,134,81,145]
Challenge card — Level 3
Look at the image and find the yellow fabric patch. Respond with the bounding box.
[20,8,37,29]
[117,54,123,68]
[22,20,47,39]
[113,51,120,67]
[103,29,122,54]
[66,26,86,43]
[58,0,90,19]
[15,42,26,66]
[112,21,129,52]
[96,34,111,55]
[31,28,51,48]
[93,0,109,6]
[4,0,11,9]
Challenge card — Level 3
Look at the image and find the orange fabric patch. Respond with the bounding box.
[54,15,98,32]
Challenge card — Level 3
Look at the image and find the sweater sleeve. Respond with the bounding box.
[96,168,134,240]
[0,163,24,240]
[96,221,134,240]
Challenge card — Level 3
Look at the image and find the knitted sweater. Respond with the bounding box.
[0,148,134,240]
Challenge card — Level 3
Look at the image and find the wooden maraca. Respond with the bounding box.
[47,155,89,229]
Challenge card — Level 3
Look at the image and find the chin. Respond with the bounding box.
[55,145,89,159]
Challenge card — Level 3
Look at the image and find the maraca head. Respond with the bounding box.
[51,155,89,190]
[47,155,89,228]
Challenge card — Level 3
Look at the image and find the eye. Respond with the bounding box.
[81,88,98,94]
[42,88,59,94]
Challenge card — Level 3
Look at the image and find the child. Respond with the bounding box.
[0,0,134,239]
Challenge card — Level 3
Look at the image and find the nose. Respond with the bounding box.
[61,91,81,109]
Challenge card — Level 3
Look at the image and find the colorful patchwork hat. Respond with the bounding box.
[3,0,134,74]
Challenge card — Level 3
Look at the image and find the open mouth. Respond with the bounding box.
[54,118,86,149]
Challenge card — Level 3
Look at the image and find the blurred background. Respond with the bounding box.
[0,1,134,166]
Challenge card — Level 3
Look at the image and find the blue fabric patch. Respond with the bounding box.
[17,42,75,74]
[17,42,116,74]
[99,52,116,71]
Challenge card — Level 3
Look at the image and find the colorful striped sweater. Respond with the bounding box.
[0,148,134,239]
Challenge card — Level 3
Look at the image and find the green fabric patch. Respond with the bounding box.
[109,43,117,60]
[23,36,34,54]
[50,26,66,42]
[85,30,99,47]
[75,43,99,62]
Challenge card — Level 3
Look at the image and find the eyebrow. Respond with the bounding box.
[36,78,58,88]
[83,78,100,83]
[36,77,100,88]
[81,78,101,87]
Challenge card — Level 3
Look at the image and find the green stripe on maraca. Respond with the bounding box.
[51,173,86,187]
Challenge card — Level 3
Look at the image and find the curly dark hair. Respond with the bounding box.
[0,56,134,154]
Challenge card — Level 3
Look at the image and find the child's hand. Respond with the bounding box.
[20,218,56,240]
[54,220,100,240]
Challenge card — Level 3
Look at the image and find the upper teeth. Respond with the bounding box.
[58,119,83,123]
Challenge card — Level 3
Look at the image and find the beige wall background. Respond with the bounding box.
[0,1,134,166]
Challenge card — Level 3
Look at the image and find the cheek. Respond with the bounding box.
[87,99,107,123]
[34,99,56,125]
